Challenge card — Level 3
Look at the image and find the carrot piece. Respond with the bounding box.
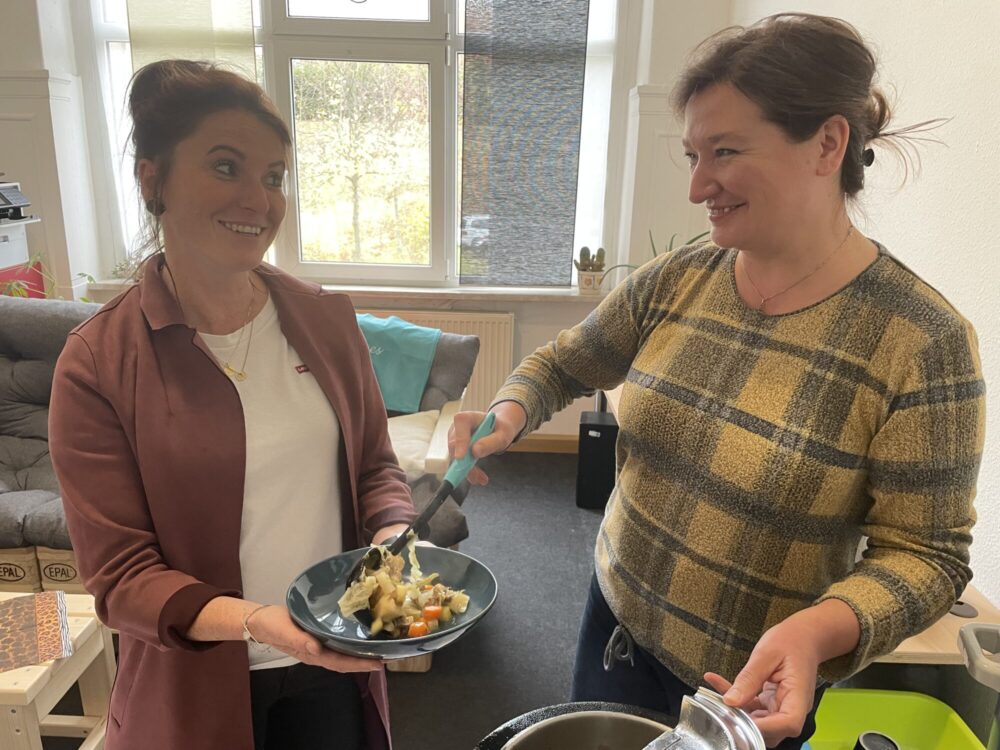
[422,605,443,621]
[407,621,430,637]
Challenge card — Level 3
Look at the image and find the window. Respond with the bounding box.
[268,35,450,284]
[88,1,136,266]
[90,0,615,287]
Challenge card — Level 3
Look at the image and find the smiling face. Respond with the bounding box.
[682,83,829,253]
[140,108,288,273]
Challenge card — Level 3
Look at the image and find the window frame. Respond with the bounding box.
[272,0,448,40]
[260,0,458,285]
[266,36,456,285]
[88,1,132,269]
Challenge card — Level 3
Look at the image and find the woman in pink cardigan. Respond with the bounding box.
[48,60,417,750]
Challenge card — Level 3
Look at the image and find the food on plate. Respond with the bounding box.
[337,537,470,638]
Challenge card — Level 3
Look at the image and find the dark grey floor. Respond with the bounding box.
[388,452,601,750]
[42,451,600,750]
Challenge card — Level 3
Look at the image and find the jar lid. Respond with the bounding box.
[644,688,765,750]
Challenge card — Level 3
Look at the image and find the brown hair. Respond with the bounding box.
[127,59,291,262]
[672,13,936,197]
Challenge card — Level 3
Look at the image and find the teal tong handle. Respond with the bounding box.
[443,411,496,487]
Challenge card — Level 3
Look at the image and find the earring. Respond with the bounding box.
[145,198,165,216]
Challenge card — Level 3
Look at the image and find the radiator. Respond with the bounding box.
[357,309,514,412]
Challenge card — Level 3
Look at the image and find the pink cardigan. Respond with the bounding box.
[49,259,417,750]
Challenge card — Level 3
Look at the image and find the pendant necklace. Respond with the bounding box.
[220,290,256,382]
[163,259,258,381]
[741,225,854,313]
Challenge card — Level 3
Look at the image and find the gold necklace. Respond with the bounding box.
[162,259,258,381]
[219,289,256,382]
[740,225,854,313]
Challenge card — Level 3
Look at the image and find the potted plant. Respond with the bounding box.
[0,252,95,300]
[600,230,710,287]
[574,246,605,293]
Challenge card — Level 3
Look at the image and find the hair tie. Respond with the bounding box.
[862,147,875,167]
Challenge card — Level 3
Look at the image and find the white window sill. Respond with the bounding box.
[88,279,608,305]
[320,282,607,304]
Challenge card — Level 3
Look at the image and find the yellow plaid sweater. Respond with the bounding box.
[493,243,985,686]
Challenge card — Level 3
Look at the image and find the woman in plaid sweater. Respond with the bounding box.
[450,14,984,750]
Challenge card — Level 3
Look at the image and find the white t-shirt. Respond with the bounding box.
[200,295,343,670]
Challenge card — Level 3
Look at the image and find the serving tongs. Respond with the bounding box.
[642,688,765,750]
[346,412,496,594]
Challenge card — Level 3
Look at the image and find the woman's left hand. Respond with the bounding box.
[703,630,819,748]
[704,598,860,748]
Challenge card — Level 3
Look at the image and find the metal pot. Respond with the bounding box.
[478,689,765,750]
[502,709,669,749]
[475,702,672,750]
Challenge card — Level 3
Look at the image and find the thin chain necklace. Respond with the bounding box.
[219,292,256,382]
[162,259,258,382]
[740,225,854,313]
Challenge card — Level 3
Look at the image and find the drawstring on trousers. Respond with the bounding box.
[603,624,635,672]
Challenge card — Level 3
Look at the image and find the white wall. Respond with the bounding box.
[673,1,1000,605]
[0,0,101,300]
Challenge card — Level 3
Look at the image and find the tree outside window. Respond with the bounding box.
[292,59,431,266]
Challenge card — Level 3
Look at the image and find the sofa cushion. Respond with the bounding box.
[0,435,59,494]
[408,474,468,548]
[417,331,480,413]
[0,296,100,437]
[0,489,59,547]
[23,496,72,549]
[0,296,99,500]
[386,409,440,483]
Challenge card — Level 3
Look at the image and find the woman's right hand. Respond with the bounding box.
[248,605,381,673]
[447,403,527,486]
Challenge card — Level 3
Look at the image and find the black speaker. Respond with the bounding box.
[575,411,619,510]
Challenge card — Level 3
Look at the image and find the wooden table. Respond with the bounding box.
[877,584,999,665]
[0,593,115,750]
[601,385,1000,666]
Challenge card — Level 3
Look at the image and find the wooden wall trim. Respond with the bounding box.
[508,434,578,454]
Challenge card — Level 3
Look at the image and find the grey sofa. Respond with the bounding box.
[0,295,478,562]
[0,296,100,556]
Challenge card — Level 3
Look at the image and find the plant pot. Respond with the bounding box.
[577,271,602,293]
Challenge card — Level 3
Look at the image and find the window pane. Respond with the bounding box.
[455,52,464,269]
[103,0,127,25]
[107,41,142,252]
[291,58,431,266]
[459,0,589,286]
[286,0,428,22]
[588,0,616,45]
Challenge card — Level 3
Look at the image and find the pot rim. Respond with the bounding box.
[501,709,670,750]
[476,702,675,750]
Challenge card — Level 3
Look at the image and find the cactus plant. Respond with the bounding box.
[574,246,606,272]
[600,230,710,284]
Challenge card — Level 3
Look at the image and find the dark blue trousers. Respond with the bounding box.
[571,574,825,750]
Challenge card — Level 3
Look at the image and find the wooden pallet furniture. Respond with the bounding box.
[0,593,115,750]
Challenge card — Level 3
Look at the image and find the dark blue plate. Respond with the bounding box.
[286,545,498,660]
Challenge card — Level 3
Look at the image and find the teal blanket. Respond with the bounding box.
[356,314,442,413]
